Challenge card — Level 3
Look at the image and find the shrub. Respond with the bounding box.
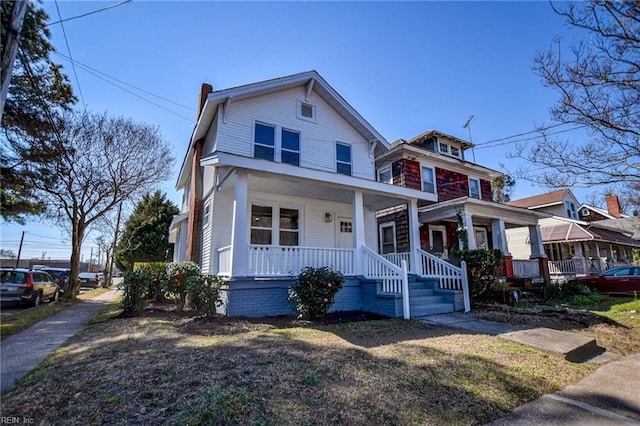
[543,279,585,302]
[144,262,169,301]
[163,262,201,311]
[187,274,225,316]
[289,266,344,320]
[121,269,151,316]
[451,248,503,299]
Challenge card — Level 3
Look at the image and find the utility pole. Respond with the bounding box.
[108,202,123,286]
[89,247,94,272]
[15,231,24,268]
[0,0,28,121]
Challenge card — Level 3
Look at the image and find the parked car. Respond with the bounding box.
[78,272,100,288]
[0,268,60,306]
[40,267,71,294]
[579,266,640,295]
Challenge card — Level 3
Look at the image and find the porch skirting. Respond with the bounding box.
[220,277,364,317]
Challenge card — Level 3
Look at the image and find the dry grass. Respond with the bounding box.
[1,307,595,426]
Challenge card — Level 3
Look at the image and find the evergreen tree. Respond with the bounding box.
[115,191,179,271]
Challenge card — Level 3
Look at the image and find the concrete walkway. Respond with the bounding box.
[422,312,640,425]
[0,289,122,394]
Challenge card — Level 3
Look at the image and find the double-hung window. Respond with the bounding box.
[565,201,577,219]
[439,142,449,154]
[421,166,435,193]
[379,222,396,254]
[281,129,300,166]
[250,204,299,246]
[254,123,275,161]
[469,178,481,199]
[336,143,352,176]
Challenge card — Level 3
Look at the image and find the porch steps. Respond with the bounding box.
[408,276,456,317]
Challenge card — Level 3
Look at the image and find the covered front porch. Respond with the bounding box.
[416,197,551,284]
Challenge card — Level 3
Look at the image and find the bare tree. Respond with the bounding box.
[26,111,174,299]
[512,1,639,193]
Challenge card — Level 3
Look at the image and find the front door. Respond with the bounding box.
[429,225,448,259]
[337,217,353,249]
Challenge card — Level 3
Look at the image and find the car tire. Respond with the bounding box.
[32,291,42,307]
[51,289,59,302]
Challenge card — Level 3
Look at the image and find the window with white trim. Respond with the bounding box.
[254,122,275,161]
[378,166,392,184]
[469,178,481,199]
[439,142,449,154]
[250,204,300,246]
[379,222,396,254]
[297,100,316,122]
[421,166,435,193]
[450,146,460,157]
[281,129,300,166]
[474,227,488,249]
[565,201,578,219]
[336,143,352,176]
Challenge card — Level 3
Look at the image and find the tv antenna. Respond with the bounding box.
[462,115,476,163]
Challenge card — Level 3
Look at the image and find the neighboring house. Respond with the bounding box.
[170,71,471,318]
[506,190,640,280]
[578,194,630,222]
[374,131,550,285]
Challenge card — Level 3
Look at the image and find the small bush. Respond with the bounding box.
[289,266,344,320]
[121,269,151,315]
[187,274,225,316]
[570,292,602,306]
[163,261,201,311]
[451,248,503,299]
[544,279,585,302]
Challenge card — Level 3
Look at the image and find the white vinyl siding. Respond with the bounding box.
[201,195,214,273]
[505,226,535,259]
[215,87,373,179]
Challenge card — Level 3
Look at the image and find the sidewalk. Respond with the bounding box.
[422,312,640,425]
[0,289,122,394]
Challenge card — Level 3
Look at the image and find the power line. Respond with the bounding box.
[54,0,86,109]
[52,52,195,122]
[52,51,194,112]
[473,122,576,147]
[47,0,133,26]
[475,126,586,150]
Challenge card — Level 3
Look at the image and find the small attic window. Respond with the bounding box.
[450,146,460,157]
[439,142,449,153]
[297,100,316,122]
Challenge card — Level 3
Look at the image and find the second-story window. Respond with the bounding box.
[469,178,481,199]
[378,166,392,184]
[281,129,300,166]
[254,122,275,161]
[565,201,577,219]
[421,166,435,193]
[336,143,352,176]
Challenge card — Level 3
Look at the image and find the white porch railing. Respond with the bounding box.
[247,245,355,276]
[362,246,406,294]
[417,249,465,291]
[382,252,411,271]
[513,259,540,278]
[549,259,574,275]
[218,246,232,277]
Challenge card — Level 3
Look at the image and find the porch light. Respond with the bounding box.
[324,213,333,223]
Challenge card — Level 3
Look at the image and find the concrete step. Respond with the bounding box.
[499,328,605,363]
[411,303,456,317]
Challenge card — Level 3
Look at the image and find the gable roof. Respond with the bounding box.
[507,189,575,209]
[176,71,388,188]
[579,203,630,220]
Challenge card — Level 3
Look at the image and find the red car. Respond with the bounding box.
[580,266,640,295]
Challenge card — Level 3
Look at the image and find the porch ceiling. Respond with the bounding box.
[418,197,549,226]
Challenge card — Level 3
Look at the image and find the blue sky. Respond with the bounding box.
[2,0,595,261]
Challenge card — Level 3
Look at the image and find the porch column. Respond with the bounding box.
[492,219,513,278]
[407,199,421,275]
[230,170,248,277]
[573,242,587,277]
[353,190,365,275]
[529,224,550,284]
[462,212,477,249]
[528,225,545,258]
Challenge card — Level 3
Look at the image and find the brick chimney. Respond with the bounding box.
[605,194,622,218]
[185,83,213,262]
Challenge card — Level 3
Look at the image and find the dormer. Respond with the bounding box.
[401,130,474,161]
[507,188,581,219]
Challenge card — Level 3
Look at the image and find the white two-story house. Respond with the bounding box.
[170,71,468,318]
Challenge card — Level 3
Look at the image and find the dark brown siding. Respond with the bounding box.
[480,179,492,201]
[436,168,469,201]
[377,207,411,253]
